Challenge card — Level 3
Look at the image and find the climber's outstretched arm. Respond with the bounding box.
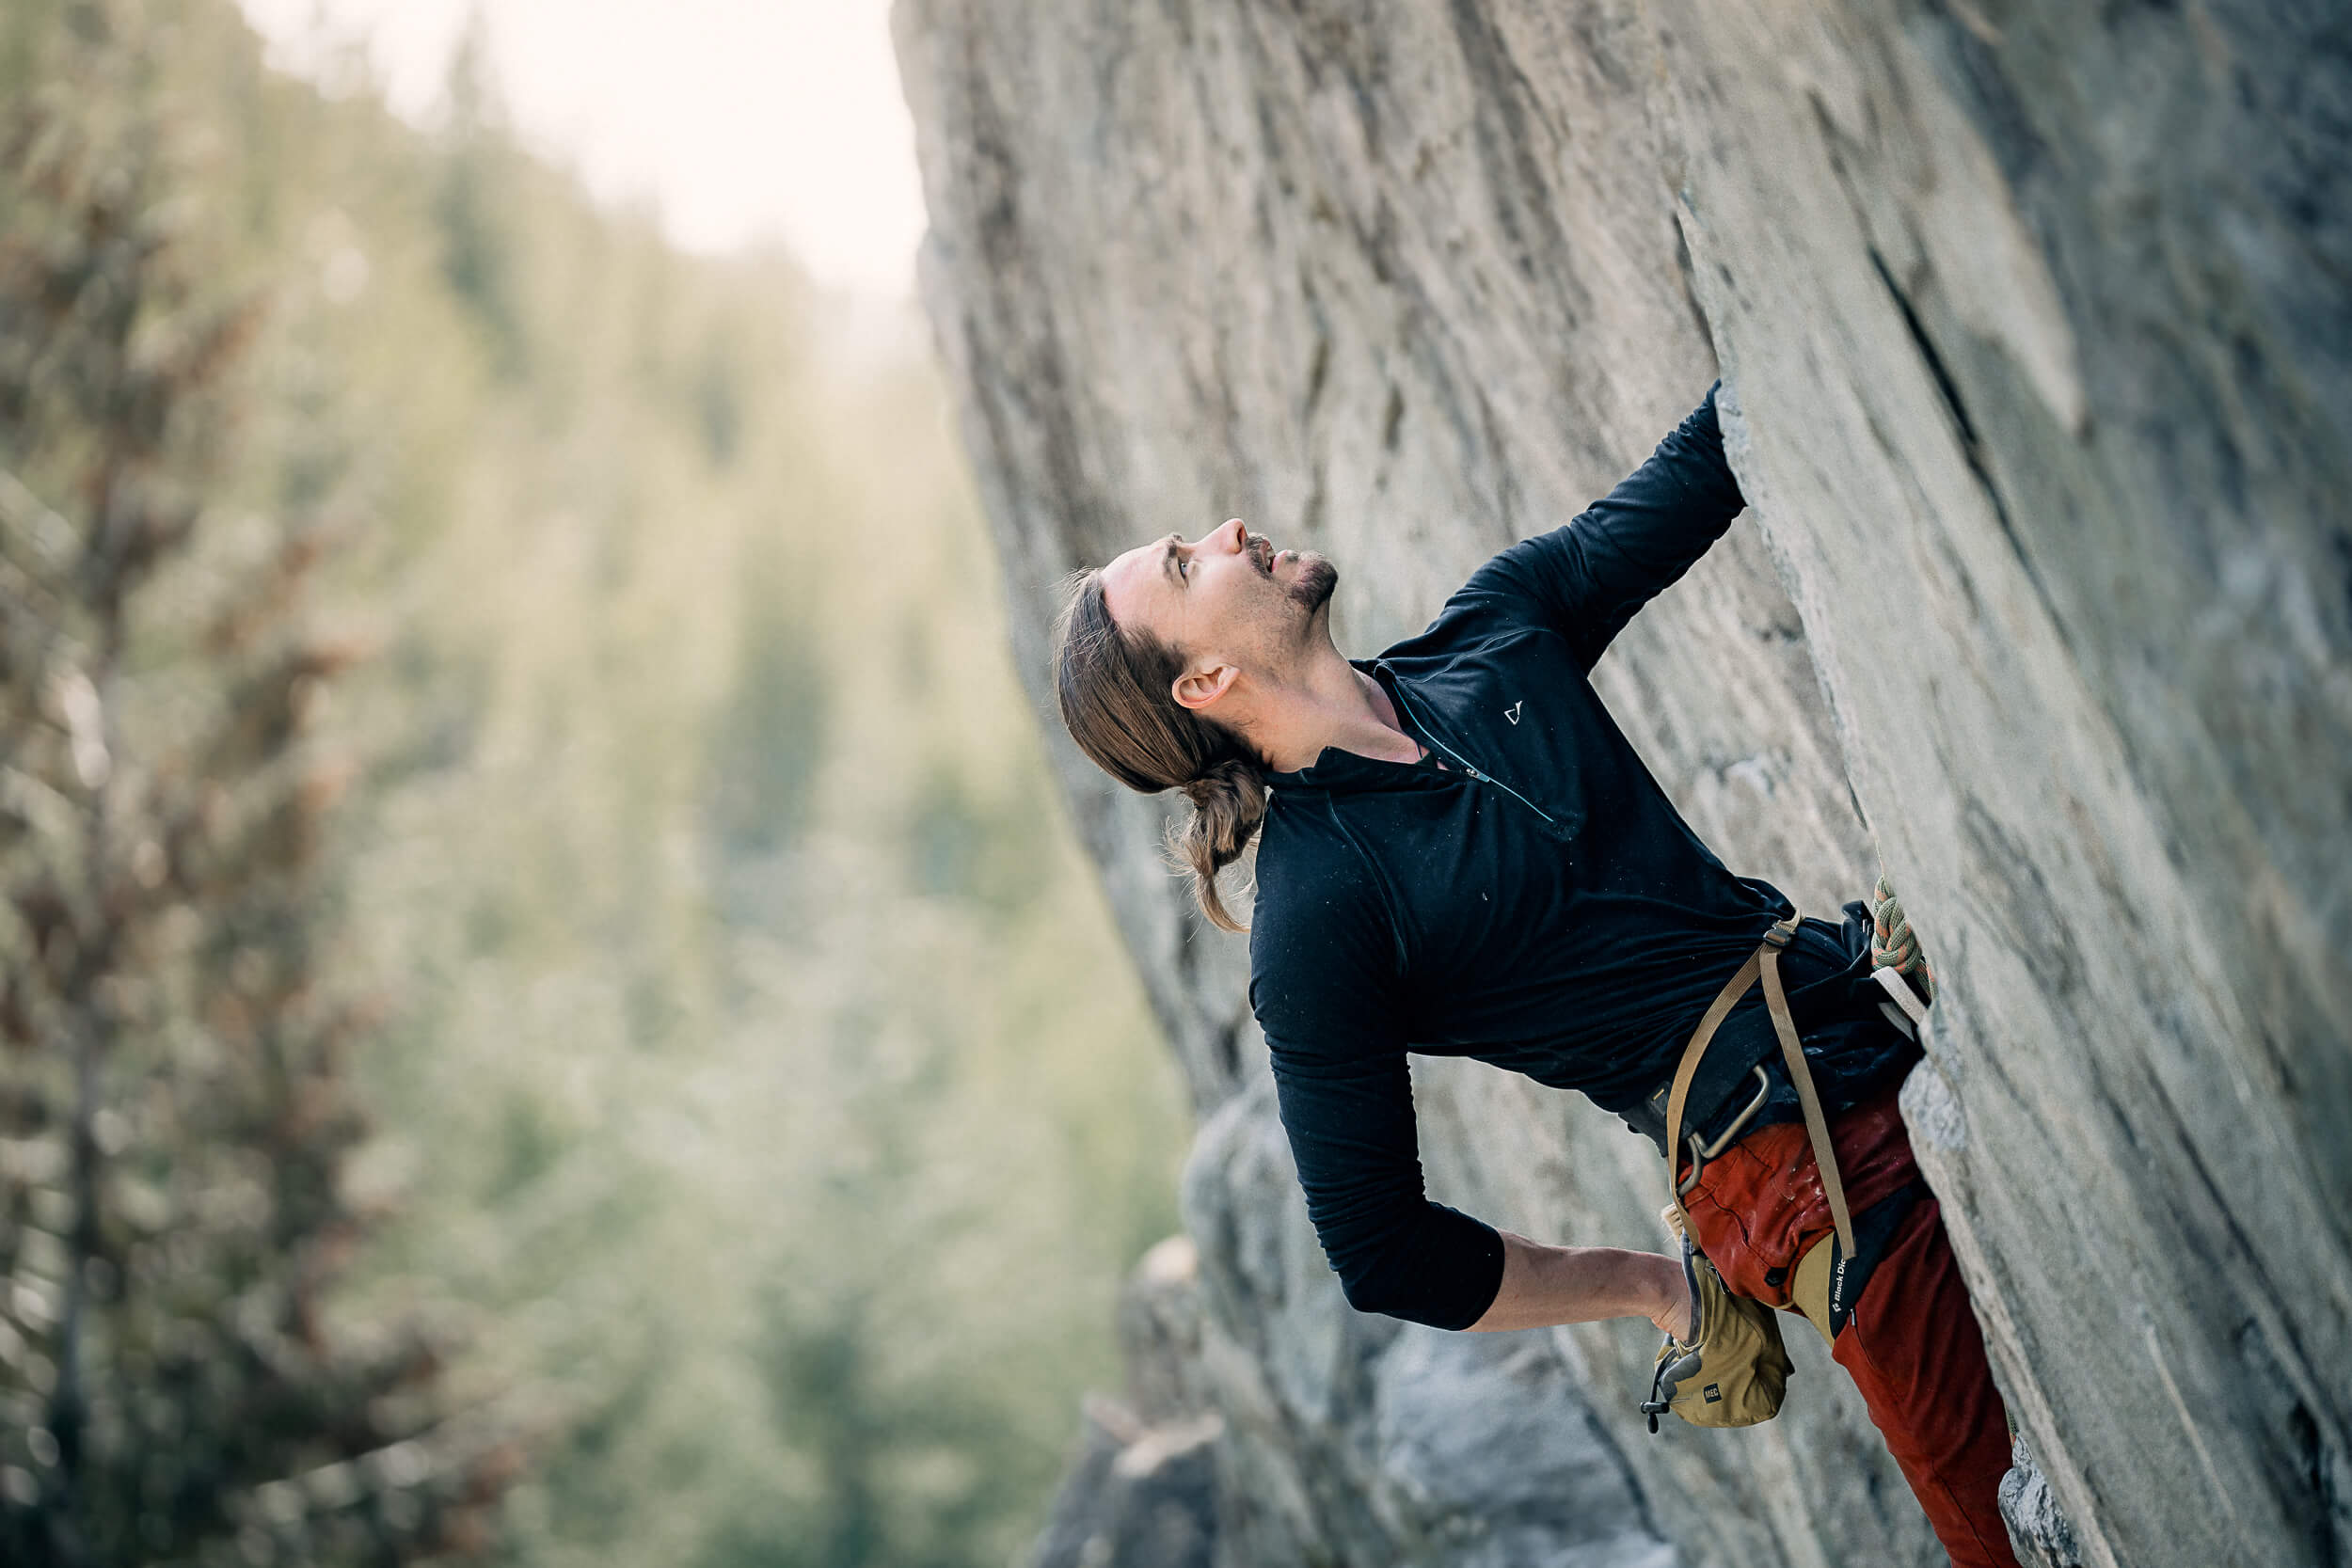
[1452,381,1746,670]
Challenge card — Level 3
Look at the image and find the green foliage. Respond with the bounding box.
[0,5,515,1562]
[703,545,832,865]
[431,17,527,380]
[0,2,1189,1567]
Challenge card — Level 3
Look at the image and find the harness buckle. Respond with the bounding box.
[1677,1064,1772,1193]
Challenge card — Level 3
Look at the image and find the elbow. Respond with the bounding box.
[1336,1266,1406,1321]
[1309,1200,1506,1330]
[1331,1256,1491,1332]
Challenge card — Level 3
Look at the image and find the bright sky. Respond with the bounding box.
[235,0,928,299]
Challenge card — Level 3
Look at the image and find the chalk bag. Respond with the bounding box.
[1641,1226,1793,1433]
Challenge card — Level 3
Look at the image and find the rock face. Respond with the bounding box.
[894,4,2352,1566]
[1028,1240,1222,1568]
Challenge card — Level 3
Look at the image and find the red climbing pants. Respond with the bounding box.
[1679,1088,2023,1568]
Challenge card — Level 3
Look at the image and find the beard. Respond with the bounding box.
[1284,552,1338,616]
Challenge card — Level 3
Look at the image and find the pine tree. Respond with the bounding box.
[0,7,517,1562]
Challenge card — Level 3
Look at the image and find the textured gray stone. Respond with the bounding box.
[1181,1082,1679,1568]
[897,3,2352,1565]
[1999,1439,2083,1568]
[1026,1400,1219,1568]
[1029,1240,1223,1568]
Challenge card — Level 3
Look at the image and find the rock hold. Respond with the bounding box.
[2001,1438,2085,1568]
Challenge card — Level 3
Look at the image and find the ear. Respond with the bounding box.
[1172,660,1238,713]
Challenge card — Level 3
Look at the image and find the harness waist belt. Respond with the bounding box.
[1663,909,1855,1259]
[1622,1020,1782,1157]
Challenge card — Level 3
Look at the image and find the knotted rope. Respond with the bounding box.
[1869,874,1935,1005]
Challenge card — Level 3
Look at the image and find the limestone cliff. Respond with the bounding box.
[892,4,2351,1565]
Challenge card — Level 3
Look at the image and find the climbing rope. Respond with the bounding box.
[1869,874,1935,1005]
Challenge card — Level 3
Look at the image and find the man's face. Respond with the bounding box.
[1100,518,1338,703]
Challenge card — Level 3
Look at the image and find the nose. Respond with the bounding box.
[1169,520,1248,571]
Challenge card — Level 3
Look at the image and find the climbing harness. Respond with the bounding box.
[1665,908,1855,1255]
[1643,904,1851,1432]
[1639,884,1941,1429]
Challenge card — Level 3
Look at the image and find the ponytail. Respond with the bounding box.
[1172,757,1269,934]
[1053,570,1270,932]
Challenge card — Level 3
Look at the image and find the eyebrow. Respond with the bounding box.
[1161,537,1181,586]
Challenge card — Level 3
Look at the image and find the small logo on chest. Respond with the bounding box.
[1503,701,1523,725]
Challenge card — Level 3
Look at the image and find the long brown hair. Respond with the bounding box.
[1051,567,1267,933]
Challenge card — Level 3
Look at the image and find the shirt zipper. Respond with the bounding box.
[1384,679,1559,828]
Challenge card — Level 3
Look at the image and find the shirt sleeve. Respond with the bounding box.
[1248,842,1508,1332]
[1454,381,1746,670]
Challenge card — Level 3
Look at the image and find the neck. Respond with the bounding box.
[1247,643,1423,773]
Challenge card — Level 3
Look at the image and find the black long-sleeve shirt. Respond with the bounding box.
[1248,385,1915,1330]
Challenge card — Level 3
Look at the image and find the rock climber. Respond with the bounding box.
[1048,382,2022,1568]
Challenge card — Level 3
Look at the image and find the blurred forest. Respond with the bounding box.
[0,2,1186,1564]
